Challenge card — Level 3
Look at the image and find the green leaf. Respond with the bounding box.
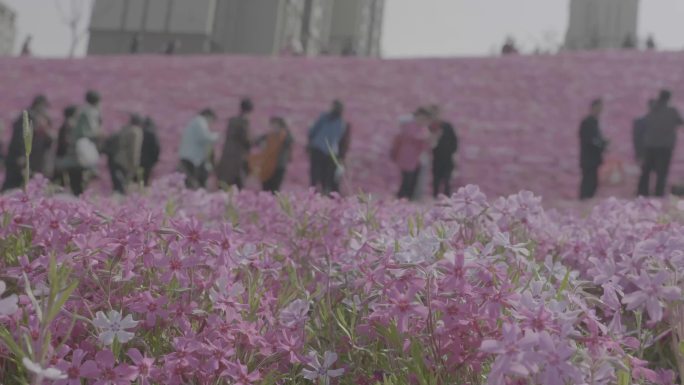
[617,369,630,385]
[45,280,78,325]
[556,269,571,300]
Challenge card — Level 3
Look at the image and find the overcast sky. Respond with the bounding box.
[4,0,684,58]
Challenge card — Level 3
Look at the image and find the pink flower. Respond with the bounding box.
[81,350,137,385]
[55,349,90,385]
[279,299,310,327]
[302,351,345,385]
[128,292,168,327]
[220,360,261,385]
[622,270,681,322]
[127,348,159,385]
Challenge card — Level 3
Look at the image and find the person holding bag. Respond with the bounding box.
[69,90,103,196]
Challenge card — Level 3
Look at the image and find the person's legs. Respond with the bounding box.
[321,154,337,195]
[406,167,420,201]
[443,167,453,197]
[398,171,412,199]
[637,149,657,196]
[143,167,152,186]
[69,167,84,196]
[580,166,598,200]
[110,163,126,194]
[310,150,324,189]
[263,168,285,193]
[2,163,24,192]
[197,163,209,189]
[180,160,197,189]
[654,148,673,197]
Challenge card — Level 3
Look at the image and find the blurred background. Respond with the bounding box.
[0,0,683,59]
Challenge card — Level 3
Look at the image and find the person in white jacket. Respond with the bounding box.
[179,109,218,189]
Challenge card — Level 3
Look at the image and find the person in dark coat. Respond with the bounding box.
[638,90,684,197]
[54,105,78,187]
[2,95,53,192]
[428,105,458,198]
[140,117,160,186]
[217,98,253,189]
[579,99,608,200]
[633,99,655,164]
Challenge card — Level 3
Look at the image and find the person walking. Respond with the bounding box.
[390,109,431,200]
[2,95,53,191]
[54,106,78,187]
[428,105,458,198]
[69,90,104,196]
[249,117,293,193]
[308,100,348,195]
[633,99,655,164]
[638,90,684,197]
[579,99,608,200]
[106,114,144,194]
[179,109,218,189]
[217,98,253,189]
[139,117,161,186]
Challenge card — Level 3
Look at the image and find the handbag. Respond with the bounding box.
[76,137,100,168]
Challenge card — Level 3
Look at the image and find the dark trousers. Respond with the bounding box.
[263,168,286,193]
[108,161,126,194]
[638,147,673,197]
[398,167,420,200]
[142,166,153,186]
[180,159,208,190]
[69,167,85,196]
[310,149,337,195]
[579,166,599,200]
[432,166,453,198]
[2,162,23,192]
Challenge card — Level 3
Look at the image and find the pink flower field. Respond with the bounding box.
[2,51,684,199]
[1,175,684,384]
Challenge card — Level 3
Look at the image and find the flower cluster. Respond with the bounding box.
[0,177,681,384]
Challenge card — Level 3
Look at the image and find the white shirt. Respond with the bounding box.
[179,115,218,167]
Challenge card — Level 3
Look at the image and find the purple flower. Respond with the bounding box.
[302,351,345,385]
[622,270,680,322]
[279,298,310,327]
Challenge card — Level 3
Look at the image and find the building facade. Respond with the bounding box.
[87,0,384,56]
[565,0,640,50]
[0,1,15,56]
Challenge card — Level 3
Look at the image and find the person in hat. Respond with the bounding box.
[217,98,253,189]
[2,95,53,191]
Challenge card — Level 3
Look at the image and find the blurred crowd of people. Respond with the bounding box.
[1,91,160,196]
[578,89,683,200]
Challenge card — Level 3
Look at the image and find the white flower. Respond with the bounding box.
[302,351,344,385]
[0,280,18,316]
[22,357,67,380]
[92,310,139,345]
[395,232,440,264]
[279,299,310,327]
